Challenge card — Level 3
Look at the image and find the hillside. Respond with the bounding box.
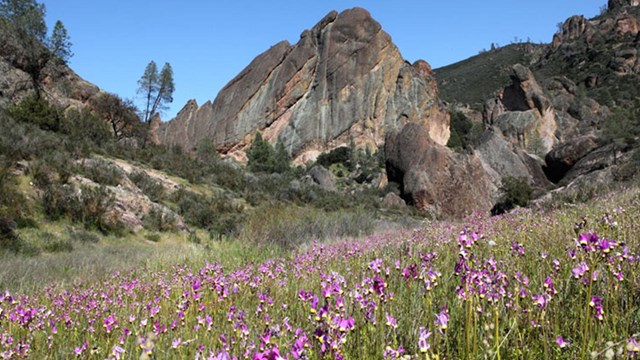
[435,43,546,109]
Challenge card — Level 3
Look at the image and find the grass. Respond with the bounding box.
[0,185,638,359]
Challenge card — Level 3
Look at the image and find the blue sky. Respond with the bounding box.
[44,1,604,120]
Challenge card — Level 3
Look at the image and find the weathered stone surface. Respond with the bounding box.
[552,16,588,49]
[382,192,405,208]
[71,158,188,233]
[609,0,640,11]
[544,134,600,182]
[308,165,336,192]
[157,8,449,162]
[473,130,551,199]
[0,21,100,111]
[385,123,494,217]
[484,64,557,153]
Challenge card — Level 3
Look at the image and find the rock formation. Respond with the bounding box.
[484,64,557,153]
[156,8,449,162]
[385,123,494,217]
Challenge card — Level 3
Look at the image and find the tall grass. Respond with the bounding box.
[0,188,638,359]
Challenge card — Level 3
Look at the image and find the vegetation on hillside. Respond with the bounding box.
[435,43,545,109]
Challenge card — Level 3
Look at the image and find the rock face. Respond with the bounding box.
[157,8,449,162]
[484,64,557,153]
[385,123,493,217]
[609,0,640,11]
[0,22,100,110]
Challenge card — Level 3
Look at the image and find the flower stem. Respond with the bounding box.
[494,306,500,360]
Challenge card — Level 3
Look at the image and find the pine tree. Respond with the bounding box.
[273,141,291,173]
[247,132,275,173]
[48,20,72,63]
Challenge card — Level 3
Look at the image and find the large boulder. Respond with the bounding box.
[385,123,494,217]
[544,134,600,182]
[474,130,551,197]
[157,8,449,162]
[484,64,558,153]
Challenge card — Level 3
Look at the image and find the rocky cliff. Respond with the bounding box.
[156,8,449,162]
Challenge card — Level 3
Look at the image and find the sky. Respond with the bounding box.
[43,1,605,120]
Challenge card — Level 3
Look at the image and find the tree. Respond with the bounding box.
[91,92,141,140]
[0,0,49,92]
[0,0,47,42]
[246,132,275,173]
[137,61,174,124]
[273,141,291,173]
[48,20,72,64]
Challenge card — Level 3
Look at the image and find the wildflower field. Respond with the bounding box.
[1,189,639,359]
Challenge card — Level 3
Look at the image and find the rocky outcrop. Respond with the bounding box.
[609,0,640,11]
[544,134,601,182]
[552,16,589,49]
[474,130,551,197]
[385,123,493,217]
[157,8,449,162]
[307,165,336,192]
[484,64,557,153]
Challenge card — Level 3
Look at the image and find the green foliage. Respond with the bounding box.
[47,19,72,63]
[603,105,640,144]
[143,207,178,233]
[41,182,118,234]
[41,231,73,253]
[0,0,46,41]
[435,43,544,108]
[492,176,533,215]
[317,146,351,168]
[76,159,124,187]
[526,131,548,158]
[273,142,291,174]
[170,189,242,230]
[247,132,274,173]
[137,61,174,124]
[90,92,141,140]
[62,108,112,149]
[128,170,165,202]
[446,111,474,149]
[9,95,62,131]
[246,132,291,174]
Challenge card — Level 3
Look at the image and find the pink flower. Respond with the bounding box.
[556,336,569,348]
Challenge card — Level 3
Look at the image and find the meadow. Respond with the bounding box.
[0,188,639,359]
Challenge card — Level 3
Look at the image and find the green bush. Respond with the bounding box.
[9,95,63,132]
[170,189,242,230]
[41,232,74,253]
[492,176,533,215]
[61,108,112,150]
[143,207,179,233]
[128,170,165,202]
[317,147,351,168]
[76,159,123,187]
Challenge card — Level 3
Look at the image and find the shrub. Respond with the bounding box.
[317,146,351,168]
[128,170,165,202]
[491,176,533,215]
[41,232,73,253]
[143,207,179,233]
[8,95,63,132]
[67,227,100,243]
[76,159,123,187]
[145,233,161,242]
[61,108,112,150]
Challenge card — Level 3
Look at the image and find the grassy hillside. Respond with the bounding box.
[435,43,545,109]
